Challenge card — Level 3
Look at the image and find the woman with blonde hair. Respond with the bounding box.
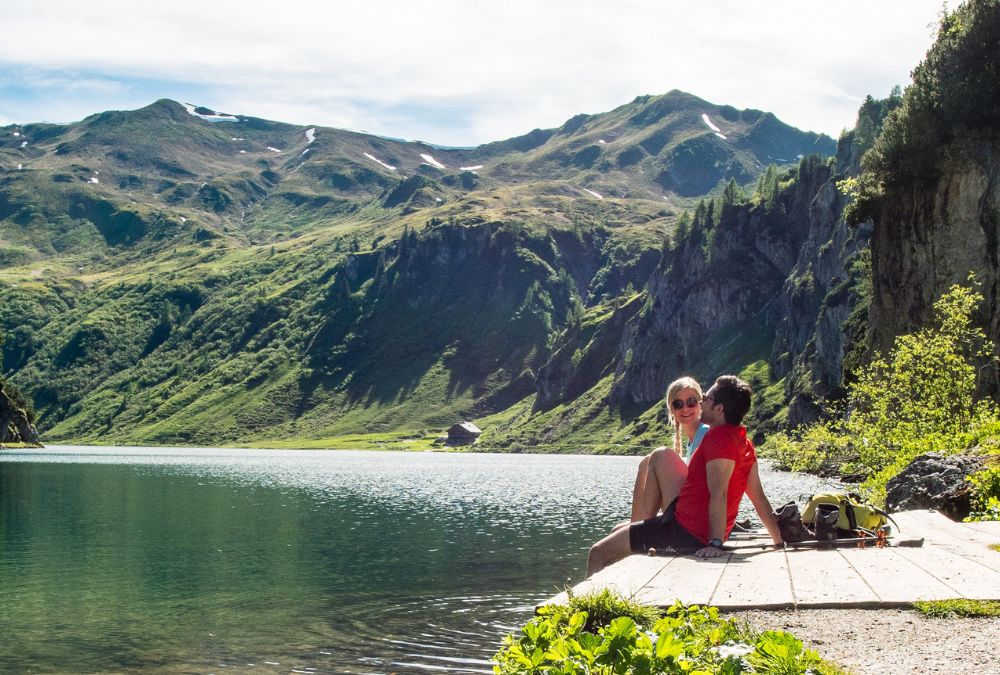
[627,376,709,522]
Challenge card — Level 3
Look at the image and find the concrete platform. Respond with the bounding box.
[545,510,1000,610]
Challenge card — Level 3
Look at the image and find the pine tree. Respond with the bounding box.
[674,211,691,245]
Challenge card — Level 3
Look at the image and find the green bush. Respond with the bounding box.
[965,463,1000,521]
[494,595,839,674]
[848,281,1000,502]
[772,281,1000,505]
[761,424,853,474]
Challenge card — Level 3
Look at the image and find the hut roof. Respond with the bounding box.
[448,421,482,435]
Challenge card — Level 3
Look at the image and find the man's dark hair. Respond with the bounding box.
[713,375,752,425]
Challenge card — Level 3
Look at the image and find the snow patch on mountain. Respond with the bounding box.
[701,113,721,132]
[364,153,397,171]
[420,153,446,169]
[305,128,316,144]
[183,103,239,123]
[582,188,603,200]
[459,165,483,171]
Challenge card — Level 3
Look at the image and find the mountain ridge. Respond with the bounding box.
[1,89,841,447]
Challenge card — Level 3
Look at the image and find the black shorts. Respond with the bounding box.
[629,500,703,553]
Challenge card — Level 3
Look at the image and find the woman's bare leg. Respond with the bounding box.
[632,447,687,521]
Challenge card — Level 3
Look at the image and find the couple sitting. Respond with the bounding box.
[587,375,783,576]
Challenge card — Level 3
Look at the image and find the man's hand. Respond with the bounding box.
[694,545,727,558]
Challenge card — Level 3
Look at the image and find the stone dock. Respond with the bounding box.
[545,510,1000,609]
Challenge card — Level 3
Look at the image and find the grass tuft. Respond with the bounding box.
[912,599,1000,618]
[565,588,662,633]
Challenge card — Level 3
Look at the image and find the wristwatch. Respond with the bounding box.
[708,538,723,549]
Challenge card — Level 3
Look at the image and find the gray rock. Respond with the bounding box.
[0,385,42,446]
[885,452,984,520]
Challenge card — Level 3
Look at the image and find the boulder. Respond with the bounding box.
[885,452,984,520]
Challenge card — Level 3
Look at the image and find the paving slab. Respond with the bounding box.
[543,510,1000,610]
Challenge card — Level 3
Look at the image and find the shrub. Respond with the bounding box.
[774,281,1000,505]
[494,595,840,674]
[845,282,999,502]
[761,424,853,475]
[965,462,1000,522]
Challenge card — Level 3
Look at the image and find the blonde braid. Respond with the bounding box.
[664,376,703,458]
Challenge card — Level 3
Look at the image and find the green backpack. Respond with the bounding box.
[801,492,893,534]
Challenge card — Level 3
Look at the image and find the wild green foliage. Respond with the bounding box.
[965,462,1000,521]
[848,281,1000,500]
[494,595,840,674]
[563,588,662,634]
[762,423,852,475]
[764,281,1000,503]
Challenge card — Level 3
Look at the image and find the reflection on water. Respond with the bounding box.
[0,446,842,673]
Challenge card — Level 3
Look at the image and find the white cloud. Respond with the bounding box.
[0,0,946,145]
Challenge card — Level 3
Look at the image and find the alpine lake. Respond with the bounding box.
[0,446,843,673]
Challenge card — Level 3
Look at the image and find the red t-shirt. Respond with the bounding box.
[674,424,756,543]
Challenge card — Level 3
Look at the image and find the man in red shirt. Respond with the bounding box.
[587,375,783,576]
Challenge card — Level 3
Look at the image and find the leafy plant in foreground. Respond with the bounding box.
[494,597,838,674]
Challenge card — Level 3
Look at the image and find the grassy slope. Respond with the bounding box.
[1,95,833,449]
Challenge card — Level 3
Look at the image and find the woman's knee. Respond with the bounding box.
[650,446,684,472]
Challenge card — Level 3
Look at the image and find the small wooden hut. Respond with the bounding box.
[446,421,482,445]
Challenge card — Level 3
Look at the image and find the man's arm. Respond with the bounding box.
[695,458,735,558]
[744,461,783,547]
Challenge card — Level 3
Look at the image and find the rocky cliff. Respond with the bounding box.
[0,384,41,445]
[868,135,1000,395]
[872,136,1000,391]
[856,0,1000,398]
[603,151,867,431]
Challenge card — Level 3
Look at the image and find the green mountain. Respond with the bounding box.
[1,90,842,448]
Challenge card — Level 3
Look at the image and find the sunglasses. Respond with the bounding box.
[671,396,701,410]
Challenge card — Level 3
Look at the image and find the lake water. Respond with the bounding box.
[0,446,843,673]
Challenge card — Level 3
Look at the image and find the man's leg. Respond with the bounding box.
[587,526,633,577]
[632,447,687,521]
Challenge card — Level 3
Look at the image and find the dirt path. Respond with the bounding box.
[727,608,1000,674]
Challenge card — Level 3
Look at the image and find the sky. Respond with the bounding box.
[0,0,947,147]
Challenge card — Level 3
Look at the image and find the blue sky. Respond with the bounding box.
[0,0,946,147]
